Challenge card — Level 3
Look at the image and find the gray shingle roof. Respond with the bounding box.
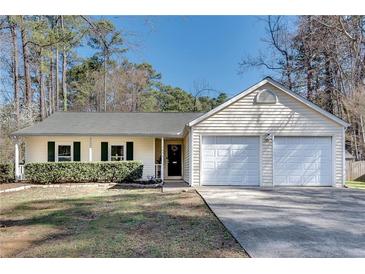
[12,112,205,137]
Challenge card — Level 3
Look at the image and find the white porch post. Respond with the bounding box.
[161,137,164,181]
[88,137,93,161]
[15,142,20,180]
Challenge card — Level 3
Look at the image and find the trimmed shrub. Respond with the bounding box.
[0,162,14,183]
[24,161,143,184]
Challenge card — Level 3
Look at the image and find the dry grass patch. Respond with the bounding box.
[346,181,365,190]
[0,187,247,258]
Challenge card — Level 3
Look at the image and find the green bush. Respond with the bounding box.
[0,162,14,183]
[24,161,143,184]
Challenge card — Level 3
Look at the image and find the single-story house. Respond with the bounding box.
[12,77,349,187]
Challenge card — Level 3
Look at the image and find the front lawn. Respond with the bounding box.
[346,181,365,190]
[0,187,247,258]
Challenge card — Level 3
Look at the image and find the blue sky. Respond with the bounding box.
[80,16,271,97]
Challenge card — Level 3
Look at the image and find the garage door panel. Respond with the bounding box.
[202,136,216,144]
[216,150,229,157]
[303,162,317,170]
[203,162,215,169]
[303,169,319,176]
[216,136,232,144]
[315,138,330,144]
[302,176,316,184]
[288,176,302,184]
[231,149,255,156]
[203,149,215,157]
[274,176,287,185]
[274,137,287,145]
[204,156,217,162]
[244,177,261,185]
[230,136,256,144]
[205,169,258,177]
[202,136,260,186]
[318,163,331,170]
[319,176,331,183]
[274,137,332,186]
[215,158,230,165]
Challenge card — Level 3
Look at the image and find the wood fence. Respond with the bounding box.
[346,161,365,181]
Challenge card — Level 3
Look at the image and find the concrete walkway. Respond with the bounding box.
[162,180,191,193]
[197,187,365,258]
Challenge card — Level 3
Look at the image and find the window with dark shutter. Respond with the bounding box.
[101,142,108,161]
[47,141,55,162]
[73,142,81,161]
[126,142,134,160]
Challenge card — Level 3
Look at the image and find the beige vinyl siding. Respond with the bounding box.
[24,136,155,179]
[191,82,344,186]
[261,138,273,185]
[183,133,190,183]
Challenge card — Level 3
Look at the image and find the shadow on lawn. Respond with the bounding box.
[0,191,246,258]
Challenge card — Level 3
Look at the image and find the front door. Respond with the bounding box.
[167,144,182,177]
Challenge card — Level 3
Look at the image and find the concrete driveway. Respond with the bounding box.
[197,187,365,258]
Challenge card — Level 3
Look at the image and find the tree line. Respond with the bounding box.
[1,15,364,161]
[240,16,365,160]
[0,15,227,162]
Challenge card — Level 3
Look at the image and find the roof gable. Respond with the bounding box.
[188,77,349,127]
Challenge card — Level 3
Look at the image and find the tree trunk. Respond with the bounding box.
[324,53,334,113]
[39,51,45,120]
[62,49,67,111]
[61,16,67,112]
[103,50,107,112]
[49,49,54,114]
[47,73,52,116]
[361,115,365,144]
[9,18,20,127]
[20,16,32,107]
[55,46,59,111]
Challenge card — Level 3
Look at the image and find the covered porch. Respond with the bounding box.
[13,136,189,184]
[154,137,187,183]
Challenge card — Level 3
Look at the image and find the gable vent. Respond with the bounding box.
[255,89,278,104]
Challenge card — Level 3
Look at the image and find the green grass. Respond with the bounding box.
[346,181,365,190]
[0,187,247,258]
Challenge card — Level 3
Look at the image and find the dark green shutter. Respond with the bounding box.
[73,142,81,161]
[101,142,108,161]
[47,141,55,162]
[126,142,134,160]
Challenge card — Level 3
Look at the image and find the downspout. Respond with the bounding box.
[161,137,164,182]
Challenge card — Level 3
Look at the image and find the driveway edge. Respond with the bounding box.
[195,188,251,258]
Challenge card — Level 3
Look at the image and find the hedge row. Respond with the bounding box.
[0,163,14,183]
[24,161,143,184]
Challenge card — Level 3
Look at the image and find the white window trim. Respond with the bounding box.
[55,142,73,162]
[109,143,126,161]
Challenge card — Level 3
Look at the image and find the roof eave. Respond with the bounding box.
[11,132,185,138]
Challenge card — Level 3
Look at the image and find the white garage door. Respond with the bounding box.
[201,136,260,186]
[274,136,332,186]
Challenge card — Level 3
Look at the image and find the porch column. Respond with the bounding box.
[15,142,20,180]
[88,137,93,161]
[161,137,164,181]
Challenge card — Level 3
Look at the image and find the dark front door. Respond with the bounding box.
[167,144,182,177]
